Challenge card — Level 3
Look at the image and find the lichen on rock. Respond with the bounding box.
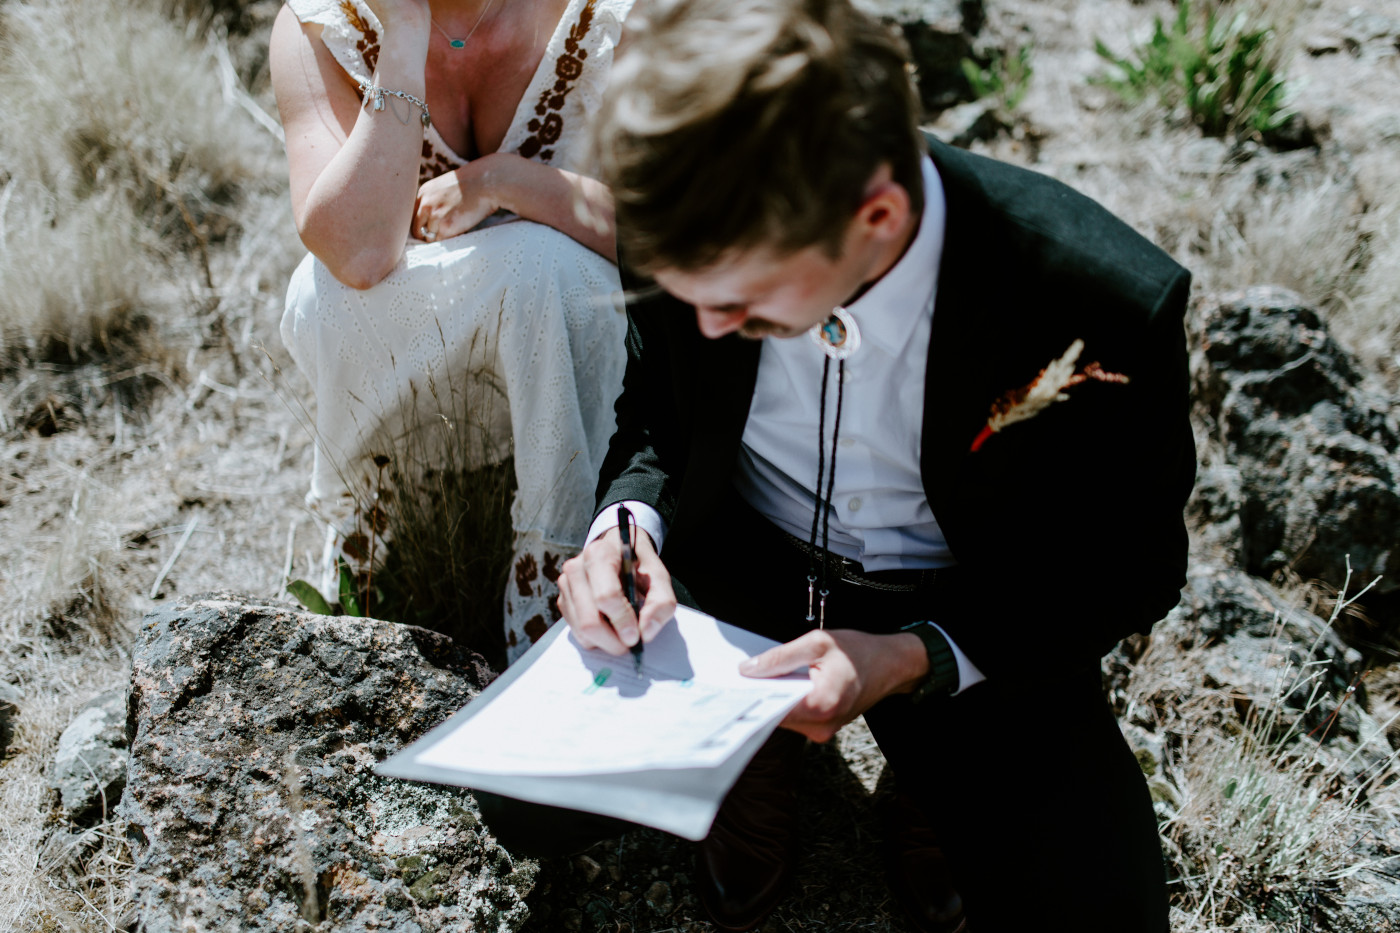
[122,595,535,933]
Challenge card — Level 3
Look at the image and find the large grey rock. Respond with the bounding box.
[1138,564,1389,782]
[122,596,536,933]
[50,688,130,823]
[1320,872,1400,932]
[1160,563,1365,708]
[853,0,984,112]
[1151,566,1399,799]
[1191,287,1400,599]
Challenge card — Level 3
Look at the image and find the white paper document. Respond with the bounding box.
[377,606,811,840]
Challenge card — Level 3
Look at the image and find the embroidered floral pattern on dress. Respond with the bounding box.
[419,139,462,185]
[509,538,573,651]
[517,0,596,162]
[339,0,380,74]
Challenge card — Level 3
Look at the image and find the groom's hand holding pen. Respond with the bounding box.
[557,508,678,657]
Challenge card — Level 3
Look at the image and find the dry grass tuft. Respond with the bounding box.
[1135,571,1400,931]
[0,0,283,370]
[374,452,517,669]
[295,347,520,669]
[0,655,133,933]
[37,475,127,646]
[0,188,158,368]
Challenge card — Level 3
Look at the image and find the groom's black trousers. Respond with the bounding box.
[480,494,1169,933]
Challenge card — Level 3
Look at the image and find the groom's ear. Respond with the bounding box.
[851,164,912,246]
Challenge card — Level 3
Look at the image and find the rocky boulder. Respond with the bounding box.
[1191,287,1400,599]
[122,596,537,933]
[50,687,130,823]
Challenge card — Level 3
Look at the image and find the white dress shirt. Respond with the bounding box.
[590,157,985,693]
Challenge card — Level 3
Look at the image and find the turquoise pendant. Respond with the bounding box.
[450,38,466,48]
[808,307,861,360]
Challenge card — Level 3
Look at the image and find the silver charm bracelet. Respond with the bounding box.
[357,81,431,128]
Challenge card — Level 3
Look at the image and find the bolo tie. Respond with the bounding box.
[805,306,861,629]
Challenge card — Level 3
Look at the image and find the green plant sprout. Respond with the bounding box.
[960,43,1034,117]
[285,557,370,618]
[1092,0,1293,139]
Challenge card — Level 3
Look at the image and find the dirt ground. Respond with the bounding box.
[1,0,1397,930]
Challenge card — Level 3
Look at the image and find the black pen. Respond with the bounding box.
[617,505,644,672]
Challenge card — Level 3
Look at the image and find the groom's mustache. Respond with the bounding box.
[738,318,802,340]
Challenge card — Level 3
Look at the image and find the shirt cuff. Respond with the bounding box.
[587,501,668,553]
[929,622,986,695]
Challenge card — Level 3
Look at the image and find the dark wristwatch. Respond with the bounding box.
[900,621,959,702]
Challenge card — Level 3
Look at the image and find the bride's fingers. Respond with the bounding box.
[412,203,432,240]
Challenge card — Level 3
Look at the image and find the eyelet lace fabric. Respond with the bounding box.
[282,0,631,664]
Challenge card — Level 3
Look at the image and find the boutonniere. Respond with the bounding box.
[970,339,1129,452]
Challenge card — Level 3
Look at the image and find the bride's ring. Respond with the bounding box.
[421,229,437,242]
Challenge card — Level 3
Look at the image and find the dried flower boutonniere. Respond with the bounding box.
[970,339,1129,452]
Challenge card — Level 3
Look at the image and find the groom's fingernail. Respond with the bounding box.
[738,658,759,675]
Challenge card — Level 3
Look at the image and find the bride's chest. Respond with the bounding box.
[425,5,564,161]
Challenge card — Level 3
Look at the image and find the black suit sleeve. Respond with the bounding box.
[593,269,685,524]
[927,268,1196,682]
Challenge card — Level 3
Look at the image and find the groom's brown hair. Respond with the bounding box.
[592,0,925,274]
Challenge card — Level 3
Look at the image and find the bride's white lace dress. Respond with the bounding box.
[281,0,629,663]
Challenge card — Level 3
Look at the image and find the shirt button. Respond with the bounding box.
[840,437,855,448]
[848,497,862,511]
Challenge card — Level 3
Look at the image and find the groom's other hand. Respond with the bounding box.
[558,528,678,655]
[738,629,929,742]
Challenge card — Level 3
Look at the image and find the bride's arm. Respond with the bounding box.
[270,2,431,289]
[414,154,617,262]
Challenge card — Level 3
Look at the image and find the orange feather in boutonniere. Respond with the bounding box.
[970,339,1130,452]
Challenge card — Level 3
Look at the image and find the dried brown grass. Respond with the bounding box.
[1122,572,1400,933]
[0,2,303,930]
[0,655,133,933]
[332,356,519,668]
[0,0,285,368]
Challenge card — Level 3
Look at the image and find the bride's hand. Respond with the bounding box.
[413,156,511,242]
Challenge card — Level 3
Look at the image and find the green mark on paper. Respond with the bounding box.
[585,668,612,694]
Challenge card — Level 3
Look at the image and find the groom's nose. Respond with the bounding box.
[695,307,748,339]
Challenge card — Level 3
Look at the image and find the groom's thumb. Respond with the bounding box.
[739,631,826,678]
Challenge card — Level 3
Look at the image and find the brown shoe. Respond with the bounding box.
[877,789,968,933]
[695,729,805,932]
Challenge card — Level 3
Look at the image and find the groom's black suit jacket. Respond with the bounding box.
[597,138,1196,683]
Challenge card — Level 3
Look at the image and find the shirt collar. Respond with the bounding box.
[844,155,946,357]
